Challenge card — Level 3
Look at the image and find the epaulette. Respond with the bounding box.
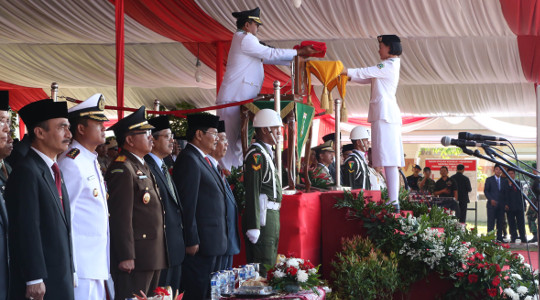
[66,148,80,159]
[115,155,127,162]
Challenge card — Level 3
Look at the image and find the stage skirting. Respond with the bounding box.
[233,190,381,279]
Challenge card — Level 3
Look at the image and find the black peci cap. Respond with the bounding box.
[232,7,262,25]
[0,91,10,111]
[148,116,171,133]
[18,99,68,129]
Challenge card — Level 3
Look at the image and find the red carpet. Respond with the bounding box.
[511,249,538,270]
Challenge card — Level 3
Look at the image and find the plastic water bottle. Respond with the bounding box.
[227,268,236,293]
[219,271,228,294]
[210,272,221,300]
[246,264,255,279]
[238,266,247,286]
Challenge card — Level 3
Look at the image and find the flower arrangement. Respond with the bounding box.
[331,191,538,299]
[226,165,245,213]
[266,255,322,294]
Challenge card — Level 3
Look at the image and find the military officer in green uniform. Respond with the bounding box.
[342,126,371,189]
[312,140,335,186]
[243,109,283,275]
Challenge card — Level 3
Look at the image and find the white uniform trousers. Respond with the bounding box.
[74,278,106,300]
[370,120,404,167]
[217,105,244,170]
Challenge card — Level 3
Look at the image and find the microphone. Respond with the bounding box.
[458,132,505,142]
[441,136,506,148]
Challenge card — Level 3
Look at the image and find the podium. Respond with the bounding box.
[241,101,315,187]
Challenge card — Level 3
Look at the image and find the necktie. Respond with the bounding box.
[204,156,212,167]
[497,177,500,190]
[51,162,64,209]
[0,161,7,179]
[162,163,178,204]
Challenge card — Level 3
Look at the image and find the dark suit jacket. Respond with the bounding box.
[0,192,8,300]
[145,154,185,267]
[172,144,227,256]
[0,161,11,197]
[503,180,525,212]
[5,149,74,300]
[485,175,504,209]
[216,166,240,256]
[105,150,167,272]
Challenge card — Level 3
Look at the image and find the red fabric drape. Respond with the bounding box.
[500,0,540,83]
[115,0,125,120]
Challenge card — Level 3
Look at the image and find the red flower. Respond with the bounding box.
[239,175,244,182]
[154,287,170,296]
[468,274,478,283]
[287,266,298,276]
[230,184,235,191]
[487,288,497,297]
[267,270,274,281]
[477,263,484,269]
[456,272,465,278]
[491,276,500,286]
[495,264,501,272]
[304,260,315,269]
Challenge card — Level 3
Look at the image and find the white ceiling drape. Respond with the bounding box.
[0,0,535,125]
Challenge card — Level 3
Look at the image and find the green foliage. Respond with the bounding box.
[226,166,245,214]
[331,236,399,300]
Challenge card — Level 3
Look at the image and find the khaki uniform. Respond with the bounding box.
[243,141,282,274]
[105,150,167,299]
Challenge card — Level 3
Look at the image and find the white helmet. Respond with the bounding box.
[253,109,283,128]
[350,126,370,140]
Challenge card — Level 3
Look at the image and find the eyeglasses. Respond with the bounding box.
[156,133,173,140]
[128,130,152,137]
[219,138,228,143]
[204,131,219,138]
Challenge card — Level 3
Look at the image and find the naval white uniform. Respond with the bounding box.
[216,30,297,170]
[58,139,110,300]
[347,58,404,168]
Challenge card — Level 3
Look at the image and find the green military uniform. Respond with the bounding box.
[243,141,282,275]
[313,163,334,185]
[342,150,370,189]
[420,178,436,194]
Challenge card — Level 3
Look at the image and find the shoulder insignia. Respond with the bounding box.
[251,153,262,171]
[110,169,124,174]
[66,148,80,159]
[115,155,127,162]
[377,63,384,69]
[347,161,355,173]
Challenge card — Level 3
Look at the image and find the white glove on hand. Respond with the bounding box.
[246,229,261,244]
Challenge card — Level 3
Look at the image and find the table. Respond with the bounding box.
[221,287,326,300]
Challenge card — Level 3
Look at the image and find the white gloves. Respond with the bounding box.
[246,229,261,244]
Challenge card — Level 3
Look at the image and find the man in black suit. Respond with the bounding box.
[0,90,11,300]
[172,114,227,300]
[145,116,185,293]
[6,99,74,300]
[451,164,472,223]
[209,120,240,269]
[485,165,506,242]
[503,169,527,243]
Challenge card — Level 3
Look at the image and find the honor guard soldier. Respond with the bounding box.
[244,109,283,276]
[216,7,319,170]
[342,126,371,190]
[0,91,12,197]
[6,99,74,300]
[57,94,110,300]
[105,106,167,300]
[144,116,185,294]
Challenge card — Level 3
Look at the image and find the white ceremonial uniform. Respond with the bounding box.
[217,31,297,170]
[347,58,404,168]
[58,139,109,300]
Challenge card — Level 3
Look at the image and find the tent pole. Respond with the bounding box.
[536,82,539,274]
[216,42,225,95]
[115,0,125,120]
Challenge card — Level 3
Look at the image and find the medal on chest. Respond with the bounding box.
[93,188,99,197]
[143,187,151,204]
